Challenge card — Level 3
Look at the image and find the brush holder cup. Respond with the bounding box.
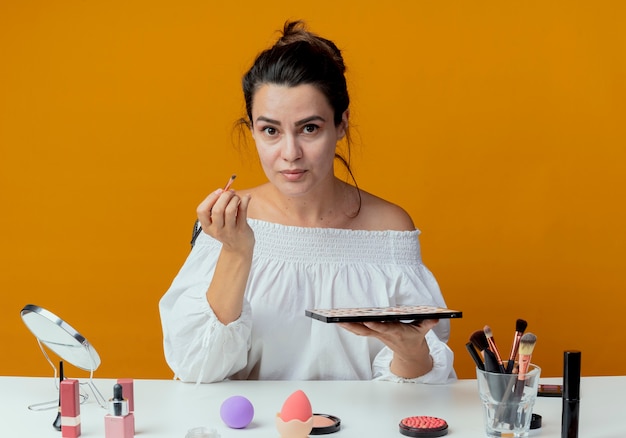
[476,364,541,438]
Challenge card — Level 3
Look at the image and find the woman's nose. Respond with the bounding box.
[281,134,302,161]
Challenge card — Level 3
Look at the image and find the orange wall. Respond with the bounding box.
[1,1,625,380]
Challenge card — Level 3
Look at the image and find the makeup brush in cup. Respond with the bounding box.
[505,319,528,373]
[465,342,485,371]
[484,325,506,373]
[470,330,501,373]
[513,333,537,398]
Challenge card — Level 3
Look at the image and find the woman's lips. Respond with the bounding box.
[280,169,306,181]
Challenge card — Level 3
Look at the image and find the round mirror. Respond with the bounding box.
[20,304,101,372]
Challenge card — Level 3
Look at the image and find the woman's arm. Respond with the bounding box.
[196,188,254,323]
[159,279,253,383]
[372,330,455,383]
[159,188,255,382]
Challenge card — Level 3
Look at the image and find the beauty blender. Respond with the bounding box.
[276,390,314,437]
[220,395,254,429]
[279,390,312,421]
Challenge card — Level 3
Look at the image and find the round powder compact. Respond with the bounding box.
[399,416,448,437]
[310,413,341,435]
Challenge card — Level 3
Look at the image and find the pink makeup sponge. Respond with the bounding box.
[279,390,312,422]
[220,395,254,429]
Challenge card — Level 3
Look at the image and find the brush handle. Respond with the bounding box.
[483,349,501,374]
[52,360,64,431]
[466,342,485,371]
[513,356,530,398]
[506,333,522,373]
[486,336,506,372]
[494,373,519,424]
[483,350,508,404]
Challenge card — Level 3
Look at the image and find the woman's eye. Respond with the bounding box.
[262,126,278,136]
[302,124,318,134]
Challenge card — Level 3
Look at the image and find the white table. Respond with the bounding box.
[1,376,622,437]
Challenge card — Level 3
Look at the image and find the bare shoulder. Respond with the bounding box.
[356,190,416,231]
[236,183,277,218]
[232,183,269,199]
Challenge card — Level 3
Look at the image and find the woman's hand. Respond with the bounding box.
[197,188,254,254]
[338,319,439,379]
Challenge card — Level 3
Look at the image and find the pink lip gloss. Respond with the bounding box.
[105,383,134,438]
[60,379,81,438]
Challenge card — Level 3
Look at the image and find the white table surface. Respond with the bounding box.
[1,375,623,437]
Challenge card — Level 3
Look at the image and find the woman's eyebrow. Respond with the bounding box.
[256,116,326,127]
[255,116,280,125]
[255,115,326,126]
[295,115,325,126]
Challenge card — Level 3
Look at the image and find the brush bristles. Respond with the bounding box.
[518,332,537,356]
[223,174,237,191]
[470,330,489,351]
[516,318,528,333]
[483,325,494,338]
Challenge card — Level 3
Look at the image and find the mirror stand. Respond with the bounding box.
[20,304,107,410]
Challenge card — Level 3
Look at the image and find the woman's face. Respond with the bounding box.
[250,83,348,197]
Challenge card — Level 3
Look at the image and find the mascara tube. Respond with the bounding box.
[561,350,581,438]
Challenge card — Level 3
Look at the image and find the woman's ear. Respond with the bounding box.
[338,109,350,139]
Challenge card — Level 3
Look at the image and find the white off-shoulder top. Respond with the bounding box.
[159,219,456,383]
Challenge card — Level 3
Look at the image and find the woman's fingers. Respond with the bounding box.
[197,188,224,228]
[207,190,239,228]
[237,194,252,227]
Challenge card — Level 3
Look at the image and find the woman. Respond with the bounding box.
[159,21,455,383]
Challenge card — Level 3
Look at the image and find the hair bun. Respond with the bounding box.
[276,20,345,74]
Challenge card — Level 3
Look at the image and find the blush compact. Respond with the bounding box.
[310,413,341,435]
[399,416,448,437]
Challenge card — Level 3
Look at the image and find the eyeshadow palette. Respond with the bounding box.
[305,305,462,323]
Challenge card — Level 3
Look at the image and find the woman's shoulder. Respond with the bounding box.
[354,190,416,231]
[238,182,416,232]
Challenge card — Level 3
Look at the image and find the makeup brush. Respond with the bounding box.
[52,360,64,431]
[514,332,537,397]
[465,341,485,371]
[223,174,236,191]
[484,325,506,373]
[470,330,501,373]
[505,318,528,373]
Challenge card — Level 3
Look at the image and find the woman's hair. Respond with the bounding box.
[241,20,361,214]
[242,20,349,128]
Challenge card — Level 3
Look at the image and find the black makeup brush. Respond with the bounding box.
[470,330,501,373]
[465,341,485,371]
[506,319,528,373]
[52,360,64,431]
[484,325,506,373]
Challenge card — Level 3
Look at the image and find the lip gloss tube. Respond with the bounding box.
[561,350,581,438]
[60,379,81,438]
